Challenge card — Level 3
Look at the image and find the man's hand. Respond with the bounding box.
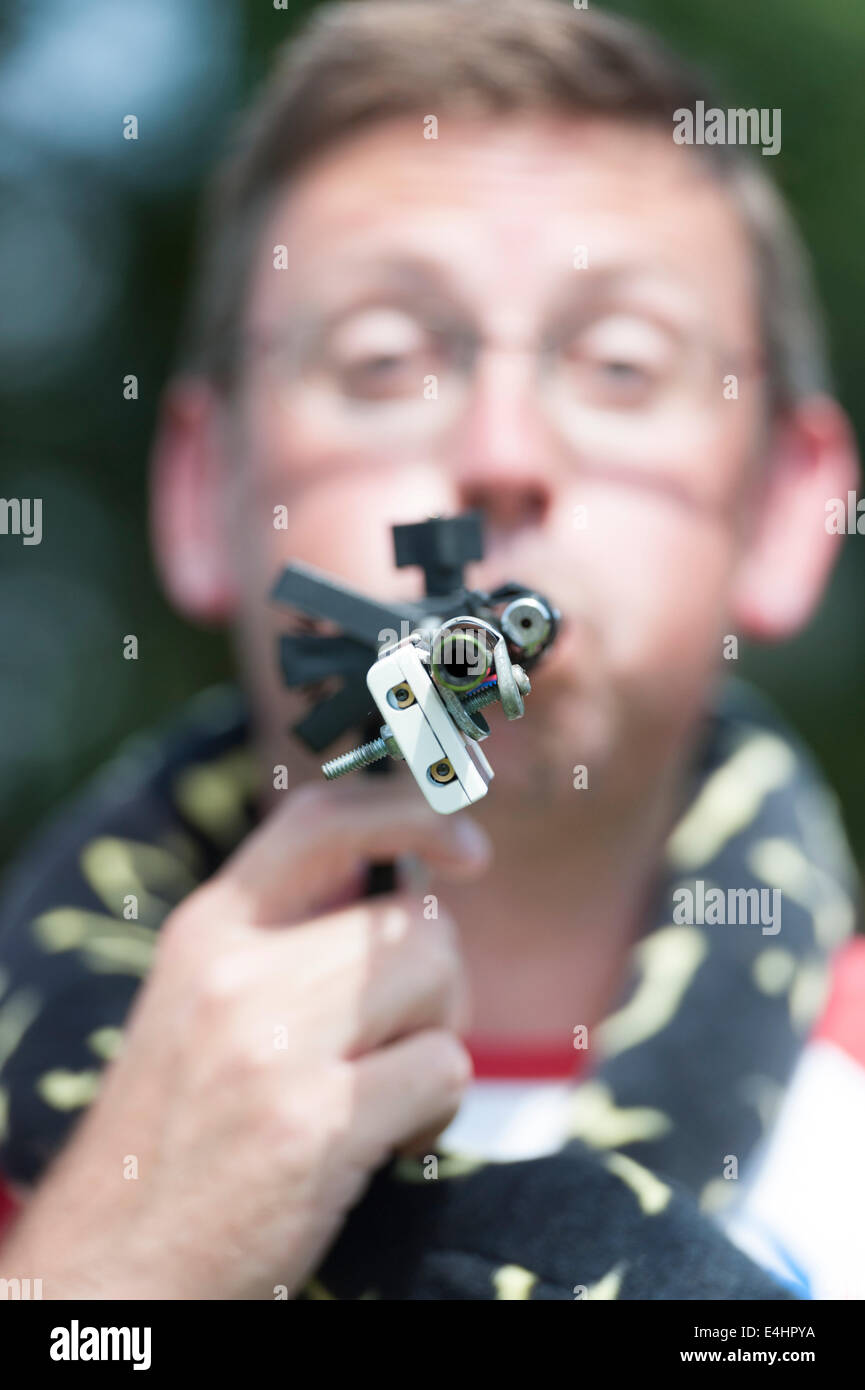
[0,779,492,1300]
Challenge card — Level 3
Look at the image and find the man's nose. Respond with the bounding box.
[450,348,556,532]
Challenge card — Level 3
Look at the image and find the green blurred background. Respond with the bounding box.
[1,0,864,874]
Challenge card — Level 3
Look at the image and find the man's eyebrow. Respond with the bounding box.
[331,258,705,331]
[308,256,692,298]
[350,256,452,289]
[253,257,471,354]
[297,255,467,311]
[541,263,705,328]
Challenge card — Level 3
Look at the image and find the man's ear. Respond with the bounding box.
[731,394,860,640]
[150,377,239,624]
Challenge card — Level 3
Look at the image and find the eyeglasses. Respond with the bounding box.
[242,301,765,456]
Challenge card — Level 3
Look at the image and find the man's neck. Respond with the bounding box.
[424,760,686,1042]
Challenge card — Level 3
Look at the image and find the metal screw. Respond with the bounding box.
[321,738,390,780]
[428,758,456,784]
[321,671,529,780]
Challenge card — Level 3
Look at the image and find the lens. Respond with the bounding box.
[430,627,493,694]
[500,597,552,657]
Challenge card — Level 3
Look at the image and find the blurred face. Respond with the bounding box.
[215,113,767,808]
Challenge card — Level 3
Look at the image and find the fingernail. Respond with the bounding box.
[452,816,492,861]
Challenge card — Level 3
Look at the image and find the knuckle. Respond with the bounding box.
[270,1068,347,1159]
[200,1014,303,1100]
[222,1032,282,1086]
[416,909,460,979]
[155,898,207,972]
[422,1030,473,1093]
[160,878,225,939]
[261,1103,321,1184]
[365,893,415,949]
[194,949,255,1011]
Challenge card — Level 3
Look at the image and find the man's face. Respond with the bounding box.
[218,113,765,806]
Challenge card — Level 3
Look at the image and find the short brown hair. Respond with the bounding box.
[181,0,829,415]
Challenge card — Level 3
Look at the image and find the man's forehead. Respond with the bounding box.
[249,113,755,334]
[282,111,699,196]
[269,113,732,230]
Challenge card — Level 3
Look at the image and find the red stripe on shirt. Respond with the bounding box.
[812,937,865,1069]
[464,1035,591,1080]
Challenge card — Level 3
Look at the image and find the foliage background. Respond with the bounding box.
[1,0,863,877]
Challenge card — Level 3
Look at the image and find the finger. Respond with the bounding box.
[250,893,470,1059]
[348,1028,472,1164]
[207,777,492,925]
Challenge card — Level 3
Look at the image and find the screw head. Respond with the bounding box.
[428,758,456,784]
[387,681,416,709]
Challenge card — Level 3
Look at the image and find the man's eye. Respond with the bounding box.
[338,351,418,399]
[596,358,650,382]
[563,316,675,407]
[321,308,441,401]
[600,361,648,378]
[564,353,657,408]
[596,356,656,394]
